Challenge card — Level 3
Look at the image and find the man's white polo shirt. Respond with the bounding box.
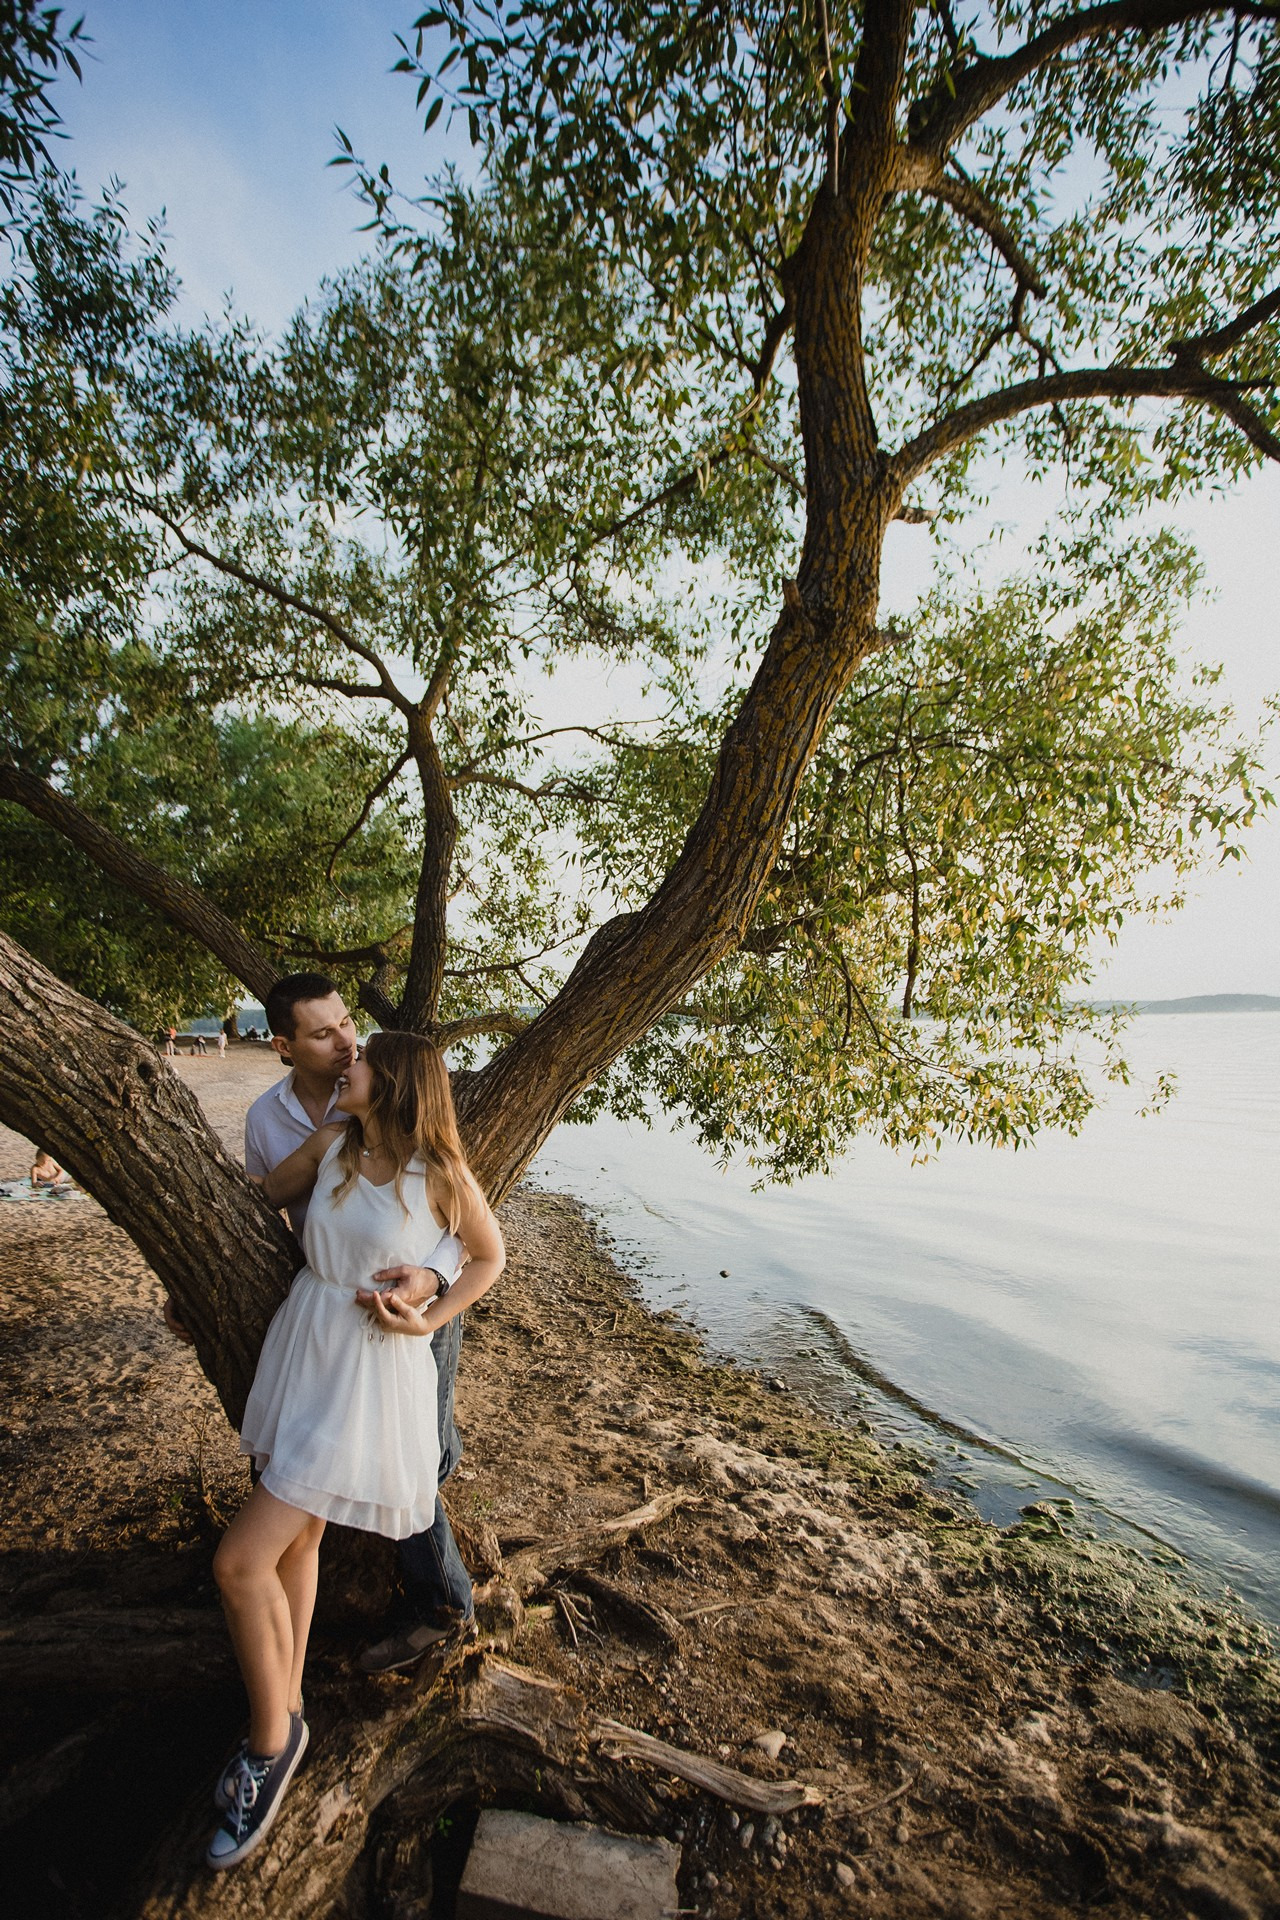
[243,1069,343,1233]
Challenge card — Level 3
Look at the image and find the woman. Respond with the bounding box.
[206,1031,505,1870]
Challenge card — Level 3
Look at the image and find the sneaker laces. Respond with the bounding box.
[219,1736,248,1797]
[226,1751,273,1839]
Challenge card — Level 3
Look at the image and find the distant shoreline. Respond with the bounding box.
[1089,992,1280,1014]
[189,991,1280,1034]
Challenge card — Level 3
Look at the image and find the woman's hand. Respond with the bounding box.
[360,1179,506,1342]
[262,1122,343,1207]
[364,1288,433,1337]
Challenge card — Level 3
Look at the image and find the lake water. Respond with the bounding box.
[530,1013,1280,1629]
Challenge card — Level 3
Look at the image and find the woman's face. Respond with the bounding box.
[334,1054,374,1116]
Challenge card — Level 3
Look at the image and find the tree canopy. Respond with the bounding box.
[0,1,85,224]
[1,1,1277,1188]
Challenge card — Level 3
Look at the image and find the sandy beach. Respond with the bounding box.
[1,1051,1277,1918]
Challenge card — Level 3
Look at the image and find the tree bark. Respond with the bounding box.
[398,711,459,1032]
[0,929,295,1426]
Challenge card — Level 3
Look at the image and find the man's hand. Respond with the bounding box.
[356,1264,445,1314]
[163,1294,195,1345]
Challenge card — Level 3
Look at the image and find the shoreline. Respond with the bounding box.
[1,1054,1277,1917]
[563,1188,1280,1638]
[529,1011,1280,1635]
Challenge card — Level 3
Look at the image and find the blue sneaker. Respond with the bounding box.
[215,1703,303,1812]
[205,1715,309,1869]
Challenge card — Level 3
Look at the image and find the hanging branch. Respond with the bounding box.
[326,750,414,882]
[135,494,415,714]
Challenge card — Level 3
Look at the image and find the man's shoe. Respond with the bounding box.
[357,1609,473,1675]
[205,1715,309,1869]
[214,1703,304,1813]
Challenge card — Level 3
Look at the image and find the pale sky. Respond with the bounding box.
[56,1,1280,999]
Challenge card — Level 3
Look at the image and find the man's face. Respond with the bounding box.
[274,993,357,1083]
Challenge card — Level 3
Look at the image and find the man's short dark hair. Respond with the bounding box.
[264,973,341,1039]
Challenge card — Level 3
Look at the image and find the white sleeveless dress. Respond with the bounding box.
[240,1137,444,1538]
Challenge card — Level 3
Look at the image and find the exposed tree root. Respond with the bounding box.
[118,1489,799,1917]
[501,1488,699,1596]
[132,1653,818,1919]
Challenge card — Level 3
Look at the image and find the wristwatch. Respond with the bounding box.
[430,1268,453,1301]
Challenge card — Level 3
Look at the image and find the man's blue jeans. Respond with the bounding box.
[397,1312,473,1619]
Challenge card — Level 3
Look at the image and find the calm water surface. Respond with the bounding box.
[530,1013,1280,1627]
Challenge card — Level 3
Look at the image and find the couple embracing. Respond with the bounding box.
[188,974,505,1869]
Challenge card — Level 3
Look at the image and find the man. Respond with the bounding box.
[167,972,477,1668]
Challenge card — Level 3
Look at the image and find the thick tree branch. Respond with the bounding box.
[0,930,296,1427]
[845,0,915,161]
[1170,283,1280,366]
[432,1009,531,1047]
[892,362,1280,484]
[269,930,411,971]
[0,762,280,1004]
[893,148,1047,299]
[818,0,841,196]
[909,1,1280,159]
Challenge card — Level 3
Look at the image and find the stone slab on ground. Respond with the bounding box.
[455,1809,682,1920]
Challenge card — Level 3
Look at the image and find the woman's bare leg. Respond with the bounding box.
[213,1484,319,1754]
[277,1517,325,1715]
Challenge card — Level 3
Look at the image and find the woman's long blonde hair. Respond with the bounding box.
[334,1030,474,1230]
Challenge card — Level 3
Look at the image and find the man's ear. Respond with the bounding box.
[271,1035,293,1064]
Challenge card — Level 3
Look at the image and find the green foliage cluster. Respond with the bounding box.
[0,1,85,224]
[123,168,788,1030]
[0,178,417,1024]
[401,3,1279,507]
[575,530,1270,1171]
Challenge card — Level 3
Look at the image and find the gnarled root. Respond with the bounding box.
[132,1653,818,1920]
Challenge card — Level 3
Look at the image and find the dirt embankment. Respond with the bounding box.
[0,1054,1276,1919]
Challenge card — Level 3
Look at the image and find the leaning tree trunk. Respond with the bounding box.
[0,928,296,1427]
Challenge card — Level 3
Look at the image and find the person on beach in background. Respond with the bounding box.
[30,1148,67,1188]
[217,1027,228,1057]
[164,1025,177,1059]
[164,973,483,1672]
[206,1030,505,1867]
